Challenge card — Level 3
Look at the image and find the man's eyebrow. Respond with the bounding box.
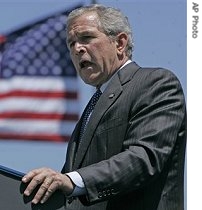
[66,29,96,44]
[73,31,90,37]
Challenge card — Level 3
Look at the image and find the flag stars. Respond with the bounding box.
[33,59,42,68]
[47,30,56,39]
[41,37,49,46]
[0,11,76,77]
[55,22,64,31]
[52,66,62,75]
[34,43,43,52]
[51,52,60,61]
[21,45,29,54]
[16,66,25,74]
[40,52,48,61]
[14,52,23,61]
[8,60,17,69]
[27,66,36,75]
[33,31,43,40]
[2,69,12,78]
[46,59,54,68]
[27,38,36,47]
[53,38,62,47]
[40,66,49,75]
[27,51,36,60]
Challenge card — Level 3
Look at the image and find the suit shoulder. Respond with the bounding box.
[135,67,182,84]
[129,66,185,95]
[139,67,176,77]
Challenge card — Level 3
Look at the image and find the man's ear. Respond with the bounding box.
[115,32,128,56]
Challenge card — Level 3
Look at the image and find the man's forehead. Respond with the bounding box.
[67,11,99,31]
[66,22,100,43]
[68,25,98,35]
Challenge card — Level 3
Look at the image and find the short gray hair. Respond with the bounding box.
[67,4,134,59]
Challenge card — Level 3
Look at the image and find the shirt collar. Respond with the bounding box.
[99,60,132,93]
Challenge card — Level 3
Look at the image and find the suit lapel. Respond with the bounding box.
[64,120,82,172]
[73,62,141,169]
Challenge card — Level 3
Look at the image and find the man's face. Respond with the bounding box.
[67,12,120,87]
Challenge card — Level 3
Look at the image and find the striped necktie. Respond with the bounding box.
[79,88,102,141]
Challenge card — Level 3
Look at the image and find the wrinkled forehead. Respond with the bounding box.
[67,11,101,33]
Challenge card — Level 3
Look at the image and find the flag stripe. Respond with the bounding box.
[0,133,70,142]
[0,112,78,121]
[0,98,79,113]
[0,90,77,99]
[0,77,78,92]
[0,119,76,134]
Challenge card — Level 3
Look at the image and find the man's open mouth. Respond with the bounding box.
[79,61,92,69]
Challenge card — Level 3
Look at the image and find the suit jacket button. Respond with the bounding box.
[98,192,102,198]
[107,189,111,196]
[109,93,115,99]
[103,190,107,197]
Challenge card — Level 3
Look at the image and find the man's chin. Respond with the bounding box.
[84,80,97,87]
[81,77,99,87]
[80,72,105,87]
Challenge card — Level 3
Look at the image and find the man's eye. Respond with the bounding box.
[68,41,75,48]
[81,36,92,42]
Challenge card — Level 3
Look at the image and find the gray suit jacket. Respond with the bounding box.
[62,62,186,210]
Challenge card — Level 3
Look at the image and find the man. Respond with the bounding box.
[22,4,186,210]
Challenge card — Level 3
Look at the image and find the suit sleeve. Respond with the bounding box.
[76,68,186,205]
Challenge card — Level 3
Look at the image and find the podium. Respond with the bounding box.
[0,165,66,210]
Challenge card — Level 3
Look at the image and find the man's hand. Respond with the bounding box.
[22,167,74,204]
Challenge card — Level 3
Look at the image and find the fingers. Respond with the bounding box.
[22,168,74,204]
[38,174,75,204]
[40,179,57,204]
[32,177,54,204]
[22,168,46,196]
[22,168,57,204]
[22,168,41,183]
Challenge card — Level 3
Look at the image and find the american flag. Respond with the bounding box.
[0,5,82,142]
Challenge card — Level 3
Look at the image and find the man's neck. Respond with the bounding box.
[99,59,132,92]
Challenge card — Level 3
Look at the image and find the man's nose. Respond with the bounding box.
[74,42,85,55]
